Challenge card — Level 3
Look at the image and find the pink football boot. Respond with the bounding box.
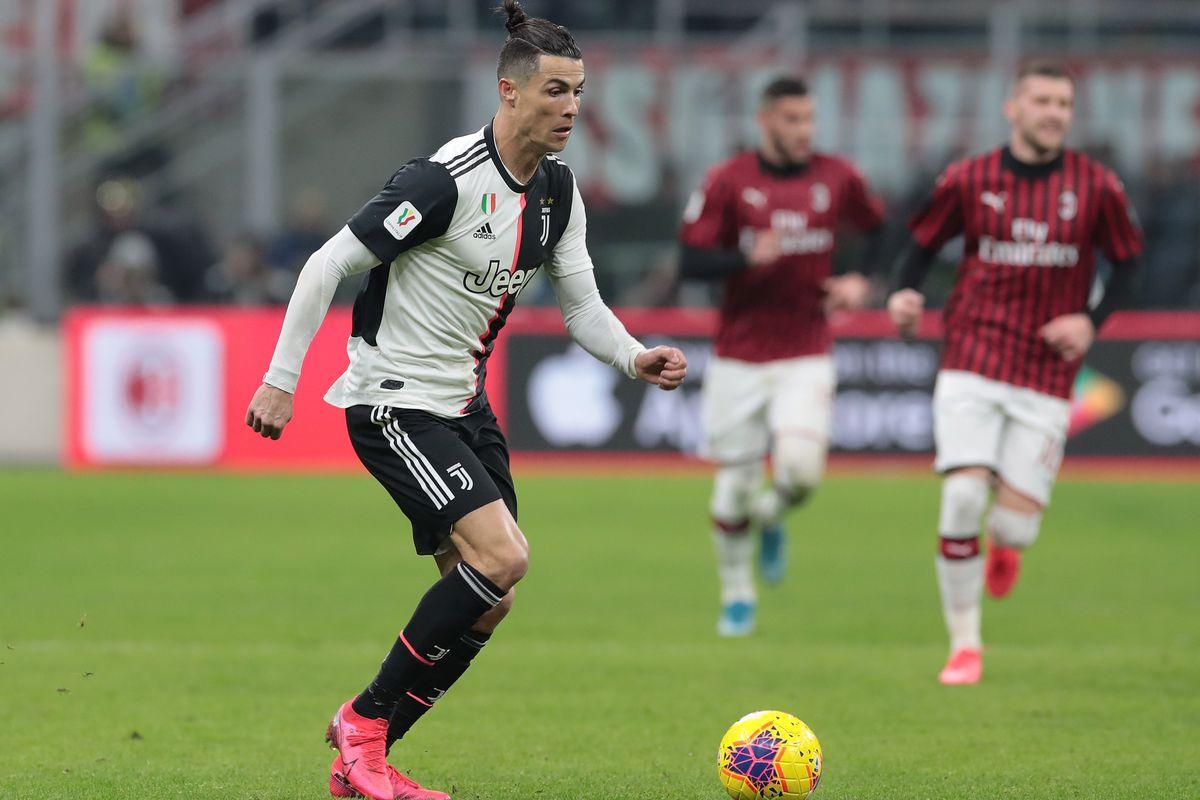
[324,699,393,800]
[330,754,452,800]
[938,647,983,685]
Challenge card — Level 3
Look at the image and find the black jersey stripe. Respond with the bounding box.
[441,140,486,172]
[449,153,491,179]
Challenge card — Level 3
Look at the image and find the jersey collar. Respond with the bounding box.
[484,121,537,194]
[1001,145,1065,178]
[756,151,811,177]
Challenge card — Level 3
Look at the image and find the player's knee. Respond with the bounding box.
[939,472,989,537]
[474,532,529,589]
[772,434,826,498]
[474,587,515,632]
[988,505,1042,550]
[710,461,763,528]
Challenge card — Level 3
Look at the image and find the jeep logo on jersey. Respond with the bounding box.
[383,201,422,241]
[464,258,538,298]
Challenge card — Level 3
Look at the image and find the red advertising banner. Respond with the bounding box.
[63,307,1200,470]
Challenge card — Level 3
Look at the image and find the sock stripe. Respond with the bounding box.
[405,691,434,708]
[939,536,981,560]
[397,630,435,666]
[461,632,489,650]
[712,516,751,535]
[457,562,502,606]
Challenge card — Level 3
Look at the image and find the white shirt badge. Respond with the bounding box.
[384,201,423,241]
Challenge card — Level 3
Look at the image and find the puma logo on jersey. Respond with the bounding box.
[383,201,422,240]
[463,258,537,298]
[980,191,1007,214]
[473,222,496,240]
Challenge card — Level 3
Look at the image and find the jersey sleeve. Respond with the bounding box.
[678,165,738,249]
[548,178,596,280]
[908,162,965,250]
[346,159,458,266]
[1094,169,1144,263]
[840,162,886,230]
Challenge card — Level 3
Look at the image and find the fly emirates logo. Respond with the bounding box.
[979,218,1079,268]
[768,210,833,255]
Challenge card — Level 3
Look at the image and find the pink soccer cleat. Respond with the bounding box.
[985,537,1022,598]
[938,647,983,685]
[331,754,452,800]
[324,699,393,800]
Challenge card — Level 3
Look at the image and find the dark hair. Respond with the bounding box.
[762,76,808,104]
[1016,59,1075,85]
[496,0,582,83]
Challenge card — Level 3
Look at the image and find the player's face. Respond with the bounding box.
[516,55,585,154]
[1006,76,1074,155]
[758,95,815,164]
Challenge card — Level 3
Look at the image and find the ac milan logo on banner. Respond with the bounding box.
[122,350,182,429]
[481,193,497,215]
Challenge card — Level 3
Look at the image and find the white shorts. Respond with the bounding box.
[933,370,1071,506]
[701,354,835,465]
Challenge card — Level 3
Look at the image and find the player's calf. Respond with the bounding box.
[985,504,1042,598]
[710,461,761,634]
[936,471,989,655]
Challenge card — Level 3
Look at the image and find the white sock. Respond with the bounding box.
[751,485,810,527]
[752,488,784,527]
[935,555,983,652]
[713,531,756,605]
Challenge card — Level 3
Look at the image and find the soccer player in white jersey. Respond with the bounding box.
[244,3,687,797]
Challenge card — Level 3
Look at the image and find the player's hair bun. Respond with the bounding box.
[502,0,527,34]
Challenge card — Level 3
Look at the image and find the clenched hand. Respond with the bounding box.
[635,346,688,390]
[245,383,294,440]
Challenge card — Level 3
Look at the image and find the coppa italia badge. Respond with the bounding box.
[481,193,497,214]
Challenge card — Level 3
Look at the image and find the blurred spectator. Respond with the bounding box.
[1140,159,1200,309]
[267,188,331,276]
[205,234,295,305]
[68,178,215,304]
[94,231,171,306]
[78,7,169,176]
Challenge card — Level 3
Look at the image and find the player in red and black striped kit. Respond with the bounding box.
[679,76,886,636]
[887,60,1143,684]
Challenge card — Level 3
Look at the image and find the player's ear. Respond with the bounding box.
[498,76,520,108]
[1002,95,1017,124]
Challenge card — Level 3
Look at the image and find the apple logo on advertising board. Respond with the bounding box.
[527,345,623,446]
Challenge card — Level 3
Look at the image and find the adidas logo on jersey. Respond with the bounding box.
[472,222,496,240]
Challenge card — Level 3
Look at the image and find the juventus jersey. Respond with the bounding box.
[325,122,589,417]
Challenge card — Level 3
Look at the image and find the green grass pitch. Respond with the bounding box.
[1,470,1197,799]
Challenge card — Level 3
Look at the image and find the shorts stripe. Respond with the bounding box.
[392,427,456,505]
[378,416,453,509]
[457,563,502,606]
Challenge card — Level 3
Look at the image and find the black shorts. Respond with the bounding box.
[346,405,517,556]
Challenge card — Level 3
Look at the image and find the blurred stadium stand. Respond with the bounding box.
[2,1,1199,467]
[3,0,1200,319]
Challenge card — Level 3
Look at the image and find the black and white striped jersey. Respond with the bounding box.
[324,121,591,417]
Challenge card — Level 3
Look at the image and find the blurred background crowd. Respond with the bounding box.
[3,0,1200,318]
